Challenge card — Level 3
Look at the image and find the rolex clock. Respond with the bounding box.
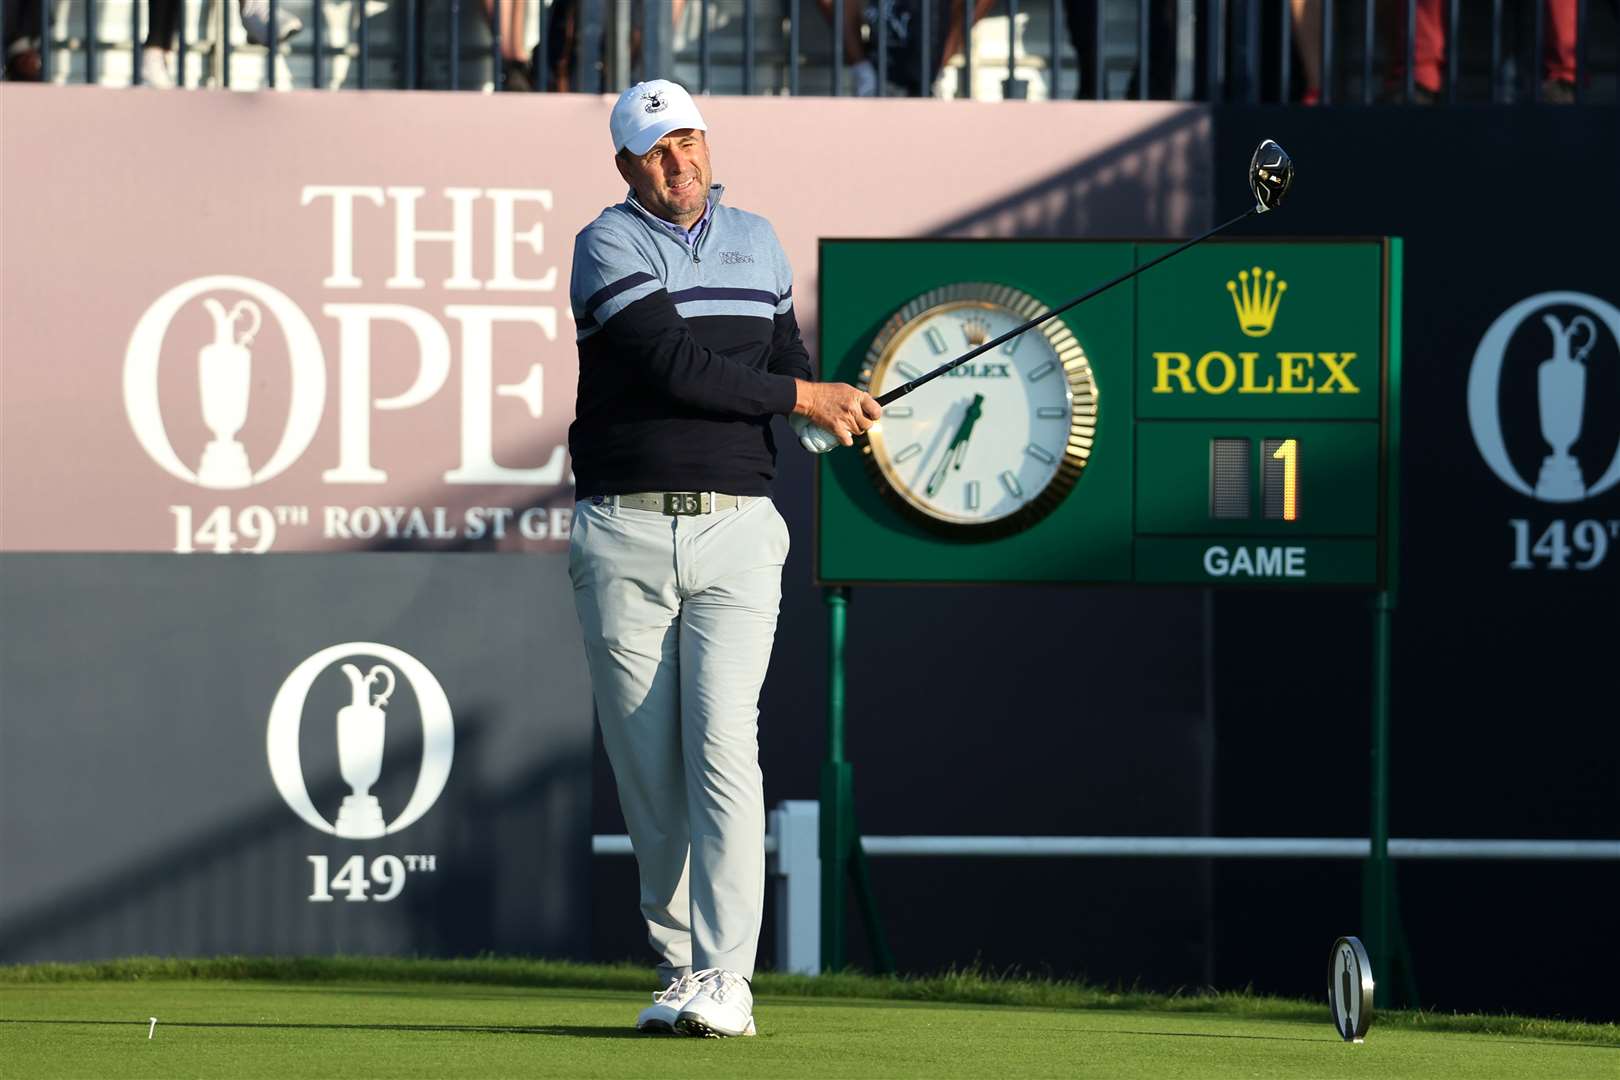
[857,283,1097,539]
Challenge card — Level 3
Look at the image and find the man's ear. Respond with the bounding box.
[614,151,633,185]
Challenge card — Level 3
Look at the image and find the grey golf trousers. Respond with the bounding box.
[569,495,788,982]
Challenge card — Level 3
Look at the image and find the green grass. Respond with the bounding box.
[2,958,1615,1079]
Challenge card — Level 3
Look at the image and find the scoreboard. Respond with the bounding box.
[814,238,1400,588]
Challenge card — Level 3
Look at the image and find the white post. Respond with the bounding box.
[769,800,821,974]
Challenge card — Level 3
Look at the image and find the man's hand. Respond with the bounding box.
[792,380,882,448]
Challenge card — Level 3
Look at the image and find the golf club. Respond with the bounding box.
[875,138,1294,407]
[794,139,1293,452]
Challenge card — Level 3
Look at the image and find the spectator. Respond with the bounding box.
[934,0,997,96]
[1291,0,1324,103]
[817,0,876,95]
[1062,0,1178,99]
[139,0,302,88]
[483,0,534,90]
[3,0,42,80]
[1384,0,1579,103]
[545,0,688,92]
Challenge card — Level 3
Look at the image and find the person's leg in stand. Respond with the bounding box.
[1291,0,1324,103]
[3,0,44,81]
[815,0,875,94]
[546,0,577,90]
[482,0,532,89]
[1381,0,1444,102]
[1541,0,1577,102]
[141,0,182,87]
[935,0,998,96]
[1061,0,1099,99]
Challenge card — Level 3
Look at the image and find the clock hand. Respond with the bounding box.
[952,394,985,462]
[924,395,985,498]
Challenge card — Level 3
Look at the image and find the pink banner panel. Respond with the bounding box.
[1,86,1209,552]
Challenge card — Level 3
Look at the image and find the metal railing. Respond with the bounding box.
[3,1,1612,102]
[593,801,1620,975]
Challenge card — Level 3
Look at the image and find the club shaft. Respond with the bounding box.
[875,208,1259,406]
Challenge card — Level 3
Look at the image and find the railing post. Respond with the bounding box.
[85,0,97,84]
[962,0,973,97]
[1003,0,1026,99]
[577,0,604,92]
[771,801,821,974]
[789,0,800,93]
[1138,0,1150,98]
[742,0,754,94]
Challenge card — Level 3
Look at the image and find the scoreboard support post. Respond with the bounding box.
[820,587,894,974]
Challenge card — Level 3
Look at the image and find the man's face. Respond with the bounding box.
[616,129,712,227]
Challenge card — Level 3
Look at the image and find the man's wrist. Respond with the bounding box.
[791,378,814,416]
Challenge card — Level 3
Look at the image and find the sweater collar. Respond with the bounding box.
[626,184,724,247]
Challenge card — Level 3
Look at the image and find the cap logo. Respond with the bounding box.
[643,91,668,114]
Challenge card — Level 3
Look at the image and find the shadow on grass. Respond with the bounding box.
[0,1019,648,1040]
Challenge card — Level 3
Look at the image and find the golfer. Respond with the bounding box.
[567,79,879,1037]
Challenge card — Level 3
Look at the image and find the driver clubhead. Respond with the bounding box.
[1250,139,1294,213]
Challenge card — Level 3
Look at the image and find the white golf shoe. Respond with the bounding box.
[635,970,707,1034]
[675,969,757,1037]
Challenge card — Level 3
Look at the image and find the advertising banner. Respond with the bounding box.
[0,86,1211,554]
[0,554,593,962]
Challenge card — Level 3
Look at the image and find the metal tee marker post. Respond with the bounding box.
[1329,936,1376,1041]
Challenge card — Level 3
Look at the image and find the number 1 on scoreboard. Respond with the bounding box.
[1264,438,1300,521]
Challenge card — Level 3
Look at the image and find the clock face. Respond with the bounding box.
[858,283,1096,538]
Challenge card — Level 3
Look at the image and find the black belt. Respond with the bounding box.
[605,492,747,516]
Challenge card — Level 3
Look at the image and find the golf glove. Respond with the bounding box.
[789,414,841,454]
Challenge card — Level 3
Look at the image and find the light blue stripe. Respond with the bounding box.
[673,298,777,320]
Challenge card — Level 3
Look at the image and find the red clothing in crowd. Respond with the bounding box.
[1390,0,1578,92]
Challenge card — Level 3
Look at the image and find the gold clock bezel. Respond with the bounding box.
[856,282,1097,540]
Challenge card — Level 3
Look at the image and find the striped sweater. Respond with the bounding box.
[567,185,813,498]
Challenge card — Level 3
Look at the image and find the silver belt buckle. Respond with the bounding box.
[662,492,705,516]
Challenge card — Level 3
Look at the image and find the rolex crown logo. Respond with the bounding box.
[960,315,992,346]
[1226,266,1287,338]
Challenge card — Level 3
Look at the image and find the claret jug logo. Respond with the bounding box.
[126,276,328,490]
[1468,291,1620,503]
[266,642,454,840]
[1152,268,1358,396]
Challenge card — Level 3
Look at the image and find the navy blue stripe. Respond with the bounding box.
[669,286,779,306]
[780,285,793,300]
[583,271,657,317]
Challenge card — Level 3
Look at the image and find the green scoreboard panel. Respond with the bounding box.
[814,238,1401,588]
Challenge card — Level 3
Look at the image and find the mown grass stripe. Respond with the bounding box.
[1,955,1614,1046]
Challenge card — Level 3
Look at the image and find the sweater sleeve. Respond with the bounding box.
[764,224,814,382]
[573,223,798,417]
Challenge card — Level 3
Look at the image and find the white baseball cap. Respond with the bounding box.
[610,79,707,157]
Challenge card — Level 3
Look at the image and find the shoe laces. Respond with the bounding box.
[696,968,746,1005]
[653,971,703,1005]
